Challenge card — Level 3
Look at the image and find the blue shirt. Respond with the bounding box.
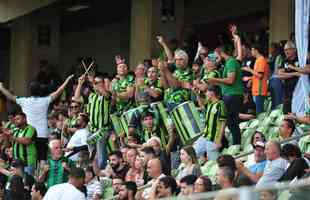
[249,160,267,174]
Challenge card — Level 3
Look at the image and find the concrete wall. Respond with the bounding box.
[59,19,130,76]
[185,0,269,24]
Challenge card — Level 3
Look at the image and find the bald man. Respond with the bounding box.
[141,159,166,200]
[256,141,288,187]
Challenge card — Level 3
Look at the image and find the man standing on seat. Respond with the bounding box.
[208,46,243,146]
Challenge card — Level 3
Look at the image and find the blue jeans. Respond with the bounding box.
[223,95,242,145]
[269,77,284,110]
[25,165,35,176]
[253,96,265,114]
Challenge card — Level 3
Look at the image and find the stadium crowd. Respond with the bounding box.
[0,24,309,200]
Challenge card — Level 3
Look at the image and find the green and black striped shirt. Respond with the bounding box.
[87,92,111,133]
[203,100,227,144]
[13,125,37,167]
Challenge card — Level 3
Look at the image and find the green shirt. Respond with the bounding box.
[112,74,135,114]
[142,125,168,147]
[87,92,111,133]
[201,70,221,83]
[221,57,243,95]
[13,125,37,167]
[164,67,193,106]
[145,78,163,102]
[65,116,78,128]
[46,156,75,188]
[5,122,19,133]
[203,100,227,144]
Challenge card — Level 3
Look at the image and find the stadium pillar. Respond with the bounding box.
[9,15,32,96]
[9,8,60,96]
[129,0,161,69]
[269,0,294,43]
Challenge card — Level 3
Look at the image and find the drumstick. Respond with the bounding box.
[83,61,94,76]
[81,60,87,71]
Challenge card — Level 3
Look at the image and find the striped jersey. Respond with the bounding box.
[12,125,37,167]
[87,92,111,133]
[203,100,227,144]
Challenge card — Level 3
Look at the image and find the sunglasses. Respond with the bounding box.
[70,105,79,109]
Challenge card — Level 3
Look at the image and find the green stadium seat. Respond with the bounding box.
[274,115,284,126]
[257,112,267,121]
[298,135,310,154]
[277,190,291,200]
[264,98,272,113]
[269,109,283,121]
[249,119,260,129]
[201,160,218,184]
[241,128,256,149]
[266,126,279,140]
[240,121,250,130]
[222,145,241,156]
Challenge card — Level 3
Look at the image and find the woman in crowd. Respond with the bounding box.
[176,145,201,181]
[149,176,178,200]
[194,176,212,193]
[134,156,145,187]
[279,144,309,182]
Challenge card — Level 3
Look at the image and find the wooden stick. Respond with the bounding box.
[83,61,94,76]
[81,60,87,71]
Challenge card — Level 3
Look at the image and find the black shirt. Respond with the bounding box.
[278,158,309,182]
[112,164,130,181]
[279,57,300,95]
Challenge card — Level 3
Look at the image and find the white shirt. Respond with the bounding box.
[256,157,288,187]
[86,178,102,200]
[142,174,165,200]
[16,96,52,138]
[66,128,89,161]
[43,183,86,200]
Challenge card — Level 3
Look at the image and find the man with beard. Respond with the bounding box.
[94,151,129,180]
[64,113,90,162]
[4,112,37,175]
[117,182,137,200]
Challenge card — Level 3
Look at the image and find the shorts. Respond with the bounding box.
[36,137,48,161]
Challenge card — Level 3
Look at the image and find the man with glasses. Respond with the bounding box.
[63,101,81,143]
[64,113,90,162]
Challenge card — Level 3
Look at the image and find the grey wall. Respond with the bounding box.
[59,19,130,76]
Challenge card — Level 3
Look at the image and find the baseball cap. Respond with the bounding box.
[284,41,296,50]
[254,141,265,149]
[207,53,217,64]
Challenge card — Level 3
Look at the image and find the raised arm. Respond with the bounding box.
[233,34,243,61]
[157,36,174,63]
[50,74,74,101]
[0,82,16,102]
